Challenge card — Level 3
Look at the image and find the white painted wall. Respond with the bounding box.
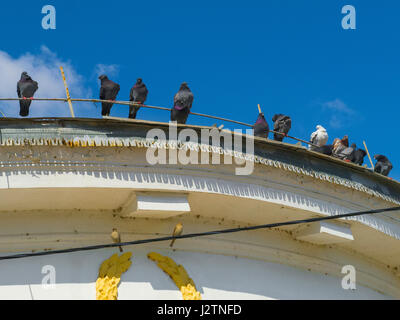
[0,248,391,300]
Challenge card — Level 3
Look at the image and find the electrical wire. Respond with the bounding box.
[0,206,399,261]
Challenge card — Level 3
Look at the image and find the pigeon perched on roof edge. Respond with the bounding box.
[309,125,328,151]
[352,148,367,165]
[99,75,120,117]
[374,155,393,177]
[332,135,349,159]
[17,72,38,117]
[171,82,194,124]
[254,113,269,139]
[272,114,291,142]
[336,143,356,161]
[129,78,148,119]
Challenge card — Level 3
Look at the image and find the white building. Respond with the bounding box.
[0,117,399,300]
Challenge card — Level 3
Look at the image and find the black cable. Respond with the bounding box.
[0,206,399,261]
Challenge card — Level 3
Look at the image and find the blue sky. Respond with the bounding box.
[0,0,399,179]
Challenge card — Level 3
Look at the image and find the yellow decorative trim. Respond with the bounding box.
[148,252,201,300]
[96,252,132,300]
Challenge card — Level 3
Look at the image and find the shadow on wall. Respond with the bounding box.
[0,169,350,218]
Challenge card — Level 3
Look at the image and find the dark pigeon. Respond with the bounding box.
[17,72,38,117]
[314,144,334,156]
[337,143,356,161]
[254,113,269,139]
[129,78,148,119]
[374,155,393,177]
[272,114,291,142]
[171,82,193,124]
[352,148,367,165]
[99,75,120,116]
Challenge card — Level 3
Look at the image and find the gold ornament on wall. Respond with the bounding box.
[148,252,201,300]
[96,252,132,300]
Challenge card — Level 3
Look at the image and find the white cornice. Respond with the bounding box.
[0,137,399,205]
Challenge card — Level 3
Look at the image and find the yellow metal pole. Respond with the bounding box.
[59,66,75,118]
[363,141,374,169]
[258,104,262,114]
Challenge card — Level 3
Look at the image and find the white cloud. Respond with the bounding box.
[320,99,357,129]
[94,64,119,78]
[0,46,91,118]
[328,114,343,129]
[322,99,354,115]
